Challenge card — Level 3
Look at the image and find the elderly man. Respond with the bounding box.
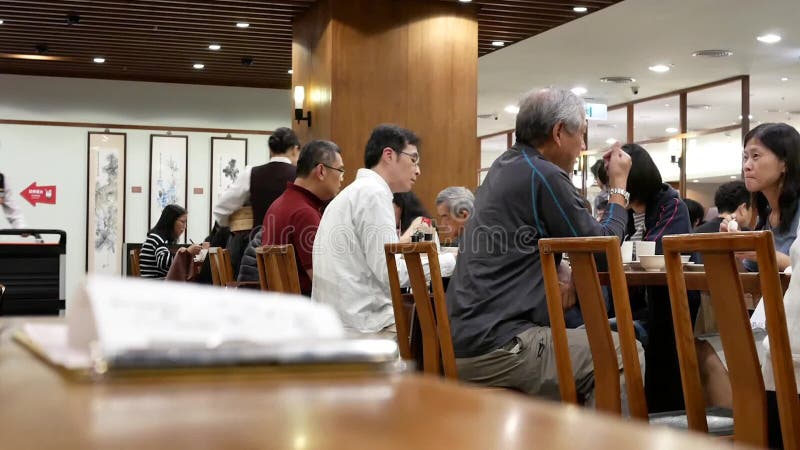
[312,124,454,335]
[435,186,474,243]
[447,88,637,399]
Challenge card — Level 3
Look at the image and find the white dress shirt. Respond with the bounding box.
[1,175,26,229]
[761,221,800,391]
[311,168,454,333]
[212,156,293,226]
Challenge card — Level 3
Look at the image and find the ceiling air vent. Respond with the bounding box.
[600,76,636,84]
[692,49,733,58]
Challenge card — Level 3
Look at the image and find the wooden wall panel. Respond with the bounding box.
[293,0,478,214]
[292,0,333,147]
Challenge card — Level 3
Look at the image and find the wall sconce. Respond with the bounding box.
[294,86,312,127]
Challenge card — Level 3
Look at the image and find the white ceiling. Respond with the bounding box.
[476,0,800,140]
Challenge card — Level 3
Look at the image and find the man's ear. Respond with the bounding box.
[457,209,470,220]
[552,122,564,146]
[382,147,395,163]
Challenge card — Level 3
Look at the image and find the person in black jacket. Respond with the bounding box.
[621,144,731,411]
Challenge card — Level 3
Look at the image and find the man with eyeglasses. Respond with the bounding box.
[312,124,455,336]
[245,140,344,296]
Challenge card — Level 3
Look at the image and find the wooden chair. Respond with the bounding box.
[255,244,301,294]
[384,241,457,379]
[539,236,648,419]
[128,249,141,277]
[663,231,800,449]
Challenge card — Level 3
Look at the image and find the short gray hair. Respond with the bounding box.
[436,187,475,218]
[514,88,585,146]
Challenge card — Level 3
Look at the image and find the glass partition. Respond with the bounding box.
[588,106,627,153]
[479,133,509,185]
[633,95,680,143]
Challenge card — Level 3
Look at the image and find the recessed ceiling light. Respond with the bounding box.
[757,33,781,44]
[605,138,617,145]
[193,63,205,69]
[236,22,250,28]
[692,179,700,183]
[0,20,4,25]
[665,127,678,133]
[504,105,520,114]
[573,6,588,13]
[93,57,105,63]
[458,0,472,2]
[208,43,221,50]
[730,175,737,179]
[287,69,293,74]
[492,41,505,47]
[781,76,789,82]
[649,64,670,73]
[738,114,754,120]
[571,86,587,96]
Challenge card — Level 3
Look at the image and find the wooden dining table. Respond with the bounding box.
[0,318,745,450]
[598,269,790,295]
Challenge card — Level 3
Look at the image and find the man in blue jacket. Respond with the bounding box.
[447,88,639,399]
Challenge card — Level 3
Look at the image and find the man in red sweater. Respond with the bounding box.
[261,140,344,295]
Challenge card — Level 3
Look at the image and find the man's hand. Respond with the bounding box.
[558,261,577,310]
[603,143,632,189]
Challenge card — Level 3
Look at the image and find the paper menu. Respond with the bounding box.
[68,275,346,360]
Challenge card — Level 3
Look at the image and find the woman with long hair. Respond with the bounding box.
[724,123,800,271]
[140,204,200,279]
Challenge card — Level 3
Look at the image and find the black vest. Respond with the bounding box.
[249,162,296,226]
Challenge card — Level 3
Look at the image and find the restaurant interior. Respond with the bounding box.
[1,0,800,448]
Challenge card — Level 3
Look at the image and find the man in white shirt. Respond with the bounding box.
[312,124,454,334]
[0,172,27,229]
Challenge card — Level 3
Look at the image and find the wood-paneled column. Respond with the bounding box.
[292,0,479,213]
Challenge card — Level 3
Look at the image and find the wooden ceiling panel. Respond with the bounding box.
[0,0,622,88]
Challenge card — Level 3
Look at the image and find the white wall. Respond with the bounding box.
[0,74,291,301]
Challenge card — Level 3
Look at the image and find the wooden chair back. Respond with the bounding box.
[662,231,800,449]
[255,244,301,294]
[384,242,457,379]
[208,247,227,286]
[539,236,648,419]
[129,249,141,277]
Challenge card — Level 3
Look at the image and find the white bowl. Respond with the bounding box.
[638,255,666,272]
[681,255,691,263]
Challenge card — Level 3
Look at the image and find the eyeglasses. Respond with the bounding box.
[398,151,420,166]
[319,163,345,180]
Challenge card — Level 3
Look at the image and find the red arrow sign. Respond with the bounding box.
[21,182,57,206]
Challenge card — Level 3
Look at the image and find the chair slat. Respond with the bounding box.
[129,249,141,277]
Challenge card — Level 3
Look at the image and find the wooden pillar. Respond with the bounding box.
[292,0,479,213]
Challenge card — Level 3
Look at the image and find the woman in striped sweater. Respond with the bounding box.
[140,204,200,279]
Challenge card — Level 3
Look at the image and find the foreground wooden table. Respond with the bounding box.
[0,320,740,450]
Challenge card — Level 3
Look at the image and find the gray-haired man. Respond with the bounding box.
[435,186,474,244]
[447,88,640,400]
